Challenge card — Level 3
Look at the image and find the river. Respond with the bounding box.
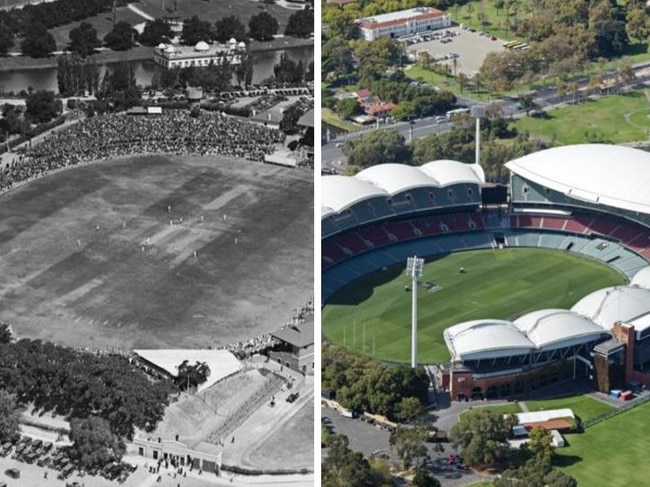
[0,45,313,94]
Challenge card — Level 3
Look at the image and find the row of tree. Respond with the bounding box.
[322,345,430,422]
[0,338,177,439]
[340,108,548,181]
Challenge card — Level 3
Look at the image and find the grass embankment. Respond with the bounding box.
[323,248,626,364]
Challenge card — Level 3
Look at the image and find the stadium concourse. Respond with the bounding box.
[321,143,650,401]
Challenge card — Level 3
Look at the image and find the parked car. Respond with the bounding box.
[5,468,20,479]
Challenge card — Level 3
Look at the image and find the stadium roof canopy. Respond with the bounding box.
[505,144,650,215]
[444,319,534,361]
[514,309,606,351]
[631,266,650,289]
[571,286,650,335]
[322,161,484,217]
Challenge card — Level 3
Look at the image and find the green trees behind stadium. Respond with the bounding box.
[322,344,429,422]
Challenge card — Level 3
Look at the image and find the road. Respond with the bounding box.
[321,60,650,168]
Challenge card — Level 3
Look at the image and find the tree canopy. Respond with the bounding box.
[285,8,314,38]
[0,391,21,443]
[139,18,173,47]
[214,15,247,44]
[248,11,279,42]
[494,457,577,487]
[69,416,126,469]
[449,409,518,469]
[69,21,101,57]
[104,21,137,51]
[322,435,374,487]
[25,90,62,124]
[389,424,430,470]
[343,129,413,168]
[0,338,176,439]
[175,360,210,391]
[0,25,15,56]
[322,345,429,421]
[21,22,56,58]
[181,15,213,45]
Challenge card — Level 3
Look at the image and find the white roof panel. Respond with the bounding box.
[571,286,650,331]
[321,175,387,213]
[134,349,242,392]
[514,309,605,350]
[356,164,440,194]
[506,144,650,214]
[631,267,650,289]
[516,409,575,425]
[444,319,534,361]
[420,160,485,186]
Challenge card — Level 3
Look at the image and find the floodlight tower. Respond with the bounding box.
[406,256,424,368]
[471,105,486,167]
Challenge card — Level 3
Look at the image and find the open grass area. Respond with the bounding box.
[322,248,626,364]
[515,90,650,144]
[0,154,313,350]
[555,400,650,485]
[406,65,491,101]
[525,395,615,424]
[459,403,523,420]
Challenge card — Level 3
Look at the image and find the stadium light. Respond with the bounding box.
[471,105,486,168]
[406,256,424,368]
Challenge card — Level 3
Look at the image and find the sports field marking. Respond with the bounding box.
[204,185,252,210]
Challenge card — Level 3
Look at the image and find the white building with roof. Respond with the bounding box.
[356,7,451,41]
[153,39,245,69]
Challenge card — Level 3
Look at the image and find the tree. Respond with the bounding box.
[0,25,15,56]
[69,416,126,470]
[248,12,279,42]
[175,360,210,391]
[0,323,13,343]
[322,435,374,487]
[344,129,412,168]
[322,37,354,80]
[285,8,314,38]
[449,409,517,469]
[0,391,21,443]
[273,53,305,84]
[21,22,56,58]
[389,424,430,470]
[214,15,247,44]
[494,457,577,487]
[626,6,649,42]
[528,426,554,461]
[139,18,173,47]
[68,21,100,57]
[394,396,423,423]
[98,62,140,111]
[518,94,538,115]
[592,19,629,58]
[25,90,61,123]
[412,468,441,487]
[181,16,213,45]
[104,21,137,51]
[335,98,360,120]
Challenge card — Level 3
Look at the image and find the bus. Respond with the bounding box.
[446,108,471,119]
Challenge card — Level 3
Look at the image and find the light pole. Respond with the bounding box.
[471,105,485,168]
[406,256,424,368]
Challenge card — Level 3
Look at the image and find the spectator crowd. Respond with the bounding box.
[0,110,285,192]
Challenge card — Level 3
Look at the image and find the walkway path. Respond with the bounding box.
[127,3,155,22]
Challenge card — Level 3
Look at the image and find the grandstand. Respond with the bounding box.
[322,144,650,400]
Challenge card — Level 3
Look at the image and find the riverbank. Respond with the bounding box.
[0,37,313,73]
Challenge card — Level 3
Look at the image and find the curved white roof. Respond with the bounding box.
[514,309,605,351]
[321,206,335,219]
[195,41,210,51]
[228,37,237,44]
[157,42,166,49]
[238,41,246,48]
[165,45,176,53]
[321,175,387,213]
[420,160,485,187]
[356,164,441,194]
[321,161,483,218]
[444,319,534,361]
[631,267,650,289]
[571,286,650,331]
[506,144,650,214]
